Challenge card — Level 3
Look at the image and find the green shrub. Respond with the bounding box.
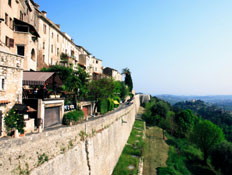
[4,109,25,135]
[211,141,232,175]
[97,99,108,114]
[113,96,120,108]
[62,110,84,125]
[107,98,115,111]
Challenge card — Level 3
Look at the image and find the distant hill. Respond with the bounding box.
[172,99,232,142]
[157,94,232,111]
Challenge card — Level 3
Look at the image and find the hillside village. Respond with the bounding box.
[0,0,126,137]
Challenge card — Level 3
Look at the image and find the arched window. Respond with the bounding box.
[31,49,35,61]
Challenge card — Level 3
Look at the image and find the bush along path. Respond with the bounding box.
[143,127,169,175]
[112,119,145,175]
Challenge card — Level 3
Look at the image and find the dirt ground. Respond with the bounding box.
[143,127,169,175]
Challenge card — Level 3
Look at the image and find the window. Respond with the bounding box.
[9,38,14,47]
[51,32,53,38]
[31,49,35,61]
[0,78,5,90]
[15,25,29,32]
[9,18,12,29]
[57,48,59,56]
[43,24,47,34]
[51,44,53,53]
[5,36,14,47]
[8,0,11,7]
[96,60,98,64]
[43,55,45,62]
[43,42,45,49]
[5,13,8,26]
[57,34,59,42]
[17,45,25,56]
[20,11,23,20]
[5,36,9,47]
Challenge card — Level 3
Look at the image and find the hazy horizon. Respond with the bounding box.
[37,0,232,95]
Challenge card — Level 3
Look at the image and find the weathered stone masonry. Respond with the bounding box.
[0,51,24,136]
[0,95,140,175]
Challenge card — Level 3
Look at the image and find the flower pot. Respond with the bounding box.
[14,130,19,138]
[49,95,55,98]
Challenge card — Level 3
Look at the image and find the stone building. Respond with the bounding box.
[0,0,40,71]
[37,10,79,70]
[103,67,122,81]
[0,51,24,136]
[0,0,122,136]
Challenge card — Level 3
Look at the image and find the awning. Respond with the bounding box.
[14,18,40,37]
[23,72,54,86]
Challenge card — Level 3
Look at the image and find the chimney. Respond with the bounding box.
[34,3,40,10]
[41,11,47,17]
[56,24,60,29]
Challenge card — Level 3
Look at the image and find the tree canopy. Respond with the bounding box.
[211,141,232,175]
[175,109,199,137]
[122,68,133,92]
[190,120,224,164]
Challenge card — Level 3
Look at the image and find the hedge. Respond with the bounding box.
[62,110,84,125]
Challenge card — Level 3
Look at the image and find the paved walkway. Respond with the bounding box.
[143,127,169,175]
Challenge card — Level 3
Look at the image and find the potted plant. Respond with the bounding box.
[4,109,25,137]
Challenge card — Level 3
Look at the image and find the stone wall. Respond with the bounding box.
[0,95,140,175]
[140,94,151,105]
[0,50,24,136]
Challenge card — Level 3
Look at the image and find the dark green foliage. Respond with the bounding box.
[107,98,115,111]
[62,110,84,125]
[211,141,232,175]
[158,146,191,175]
[122,68,133,92]
[190,120,224,164]
[4,109,25,134]
[119,82,129,102]
[41,65,73,87]
[142,97,171,126]
[97,99,108,114]
[113,96,120,108]
[173,100,232,141]
[158,134,216,175]
[41,65,89,100]
[175,109,199,137]
[88,77,116,113]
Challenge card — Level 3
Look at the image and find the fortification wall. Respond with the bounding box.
[0,95,140,175]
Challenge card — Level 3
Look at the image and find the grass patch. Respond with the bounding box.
[157,134,216,175]
[112,120,145,175]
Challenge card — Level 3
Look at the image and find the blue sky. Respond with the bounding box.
[37,0,232,95]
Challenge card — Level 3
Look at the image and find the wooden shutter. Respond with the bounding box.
[9,38,14,47]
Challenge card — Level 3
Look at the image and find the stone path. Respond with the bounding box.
[143,127,169,175]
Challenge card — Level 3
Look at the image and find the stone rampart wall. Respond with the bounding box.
[0,95,140,175]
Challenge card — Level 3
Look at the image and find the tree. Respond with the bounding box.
[190,120,224,165]
[175,109,199,137]
[122,68,133,92]
[41,65,73,88]
[142,98,170,125]
[88,77,116,113]
[211,141,232,175]
[41,65,89,102]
